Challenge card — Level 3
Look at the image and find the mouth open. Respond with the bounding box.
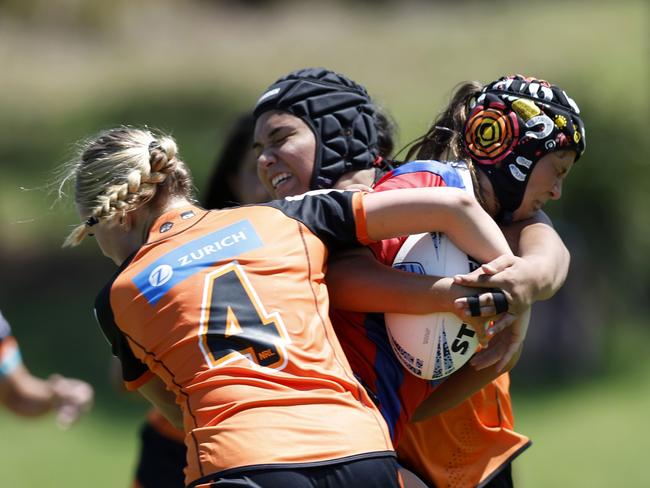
[271,172,292,189]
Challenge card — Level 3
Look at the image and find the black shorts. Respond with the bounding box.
[189,454,402,488]
[135,421,187,488]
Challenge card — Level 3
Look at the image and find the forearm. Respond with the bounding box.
[412,344,522,422]
[0,365,56,417]
[363,188,512,264]
[327,248,473,314]
[504,211,570,301]
[138,375,184,431]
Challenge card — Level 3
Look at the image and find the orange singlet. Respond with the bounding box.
[93,191,394,486]
[398,373,530,487]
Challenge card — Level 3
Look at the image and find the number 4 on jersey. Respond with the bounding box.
[199,262,290,370]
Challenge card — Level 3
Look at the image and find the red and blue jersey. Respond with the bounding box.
[331,160,471,445]
[382,162,531,487]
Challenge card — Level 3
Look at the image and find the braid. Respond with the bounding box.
[61,127,193,247]
[147,137,177,182]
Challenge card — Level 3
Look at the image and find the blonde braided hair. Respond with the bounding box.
[62,127,193,247]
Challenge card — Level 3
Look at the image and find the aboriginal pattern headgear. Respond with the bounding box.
[463,75,586,223]
[254,67,381,190]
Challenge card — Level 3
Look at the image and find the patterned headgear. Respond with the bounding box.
[254,67,380,190]
[463,75,586,222]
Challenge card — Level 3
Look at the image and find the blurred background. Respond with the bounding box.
[0,0,647,486]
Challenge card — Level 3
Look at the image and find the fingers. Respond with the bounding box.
[470,341,503,370]
[453,270,493,288]
[471,309,530,372]
[495,341,521,373]
[480,254,516,274]
[454,255,516,286]
[56,405,81,429]
[469,325,517,370]
[475,322,491,347]
[489,313,517,335]
[467,295,481,317]
[49,375,94,429]
[454,290,509,318]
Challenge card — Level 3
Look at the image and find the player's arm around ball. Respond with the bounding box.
[454,209,570,319]
[326,247,508,346]
[401,205,573,421]
[410,310,529,422]
[451,210,570,370]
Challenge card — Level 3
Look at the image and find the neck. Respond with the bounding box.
[116,196,192,264]
[333,168,376,191]
[475,170,500,218]
[140,196,193,239]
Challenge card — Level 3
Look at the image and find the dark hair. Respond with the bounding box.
[375,107,398,160]
[405,81,482,162]
[202,113,255,209]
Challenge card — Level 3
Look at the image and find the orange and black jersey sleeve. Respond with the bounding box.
[260,189,369,251]
[94,257,150,385]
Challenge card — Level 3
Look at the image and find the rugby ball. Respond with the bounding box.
[385,232,480,380]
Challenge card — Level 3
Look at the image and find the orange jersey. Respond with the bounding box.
[398,373,530,488]
[93,191,393,485]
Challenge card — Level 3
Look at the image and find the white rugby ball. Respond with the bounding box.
[385,232,480,380]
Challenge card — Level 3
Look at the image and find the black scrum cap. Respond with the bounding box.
[254,68,380,190]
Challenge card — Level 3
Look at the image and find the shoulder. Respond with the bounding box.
[375,160,466,191]
[261,189,359,224]
[260,190,364,251]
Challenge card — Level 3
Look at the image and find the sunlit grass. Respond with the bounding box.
[513,369,650,487]
[512,323,650,488]
[0,410,141,488]
[1,358,647,488]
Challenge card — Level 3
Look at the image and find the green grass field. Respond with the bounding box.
[0,410,140,487]
[513,367,650,487]
[1,344,648,488]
